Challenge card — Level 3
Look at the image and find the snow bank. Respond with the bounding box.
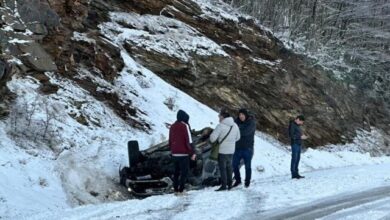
[30,194,179,220]
[0,123,68,219]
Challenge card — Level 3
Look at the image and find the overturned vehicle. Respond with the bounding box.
[119,127,223,197]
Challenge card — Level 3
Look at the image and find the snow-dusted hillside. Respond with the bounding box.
[1,0,390,219]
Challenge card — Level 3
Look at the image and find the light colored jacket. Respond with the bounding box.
[210,117,240,154]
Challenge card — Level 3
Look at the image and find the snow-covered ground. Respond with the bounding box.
[25,159,390,220]
[1,0,390,219]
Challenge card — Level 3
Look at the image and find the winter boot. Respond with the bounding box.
[232,181,241,188]
[215,186,227,191]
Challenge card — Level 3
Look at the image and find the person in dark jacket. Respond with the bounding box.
[169,110,196,194]
[289,115,308,179]
[232,108,256,188]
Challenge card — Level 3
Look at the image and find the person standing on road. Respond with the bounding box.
[232,108,256,188]
[210,109,240,191]
[289,115,308,179]
[169,110,196,195]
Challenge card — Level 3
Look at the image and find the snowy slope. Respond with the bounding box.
[0,124,68,218]
[1,0,390,219]
[0,51,219,219]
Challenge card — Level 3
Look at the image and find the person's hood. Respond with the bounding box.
[236,115,254,124]
[237,108,255,123]
[239,108,249,119]
[221,117,235,126]
[177,110,189,124]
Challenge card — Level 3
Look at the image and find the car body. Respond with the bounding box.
[119,127,222,197]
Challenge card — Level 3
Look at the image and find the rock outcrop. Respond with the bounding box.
[0,0,150,130]
[102,0,390,147]
[1,0,389,147]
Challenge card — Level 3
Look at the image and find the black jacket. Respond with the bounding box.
[289,121,302,145]
[235,117,256,150]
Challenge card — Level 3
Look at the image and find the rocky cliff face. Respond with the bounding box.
[1,0,389,147]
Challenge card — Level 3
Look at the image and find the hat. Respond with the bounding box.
[296,115,305,121]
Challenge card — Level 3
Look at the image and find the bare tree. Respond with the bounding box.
[224,0,390,107]
[7,96,63,152]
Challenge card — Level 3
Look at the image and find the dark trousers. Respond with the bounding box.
[218,154,233,189]
[173,156,189,192]
[291,144,301,177]
[233,148,253,184]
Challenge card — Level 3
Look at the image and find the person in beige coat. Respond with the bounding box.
[210,109,240,191]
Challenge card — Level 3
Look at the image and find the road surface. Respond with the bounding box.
[246,185,390,220]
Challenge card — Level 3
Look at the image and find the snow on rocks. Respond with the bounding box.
[195,0,241,23]
[251,57,281,66]
[72,32,96,45]
[8,39,31,44]
[99,12,229,63]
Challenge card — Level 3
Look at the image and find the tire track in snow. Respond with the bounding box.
[246,185,390,220]
[169,189,248,220]
[157,193,193,220]
[320,197,390,220]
